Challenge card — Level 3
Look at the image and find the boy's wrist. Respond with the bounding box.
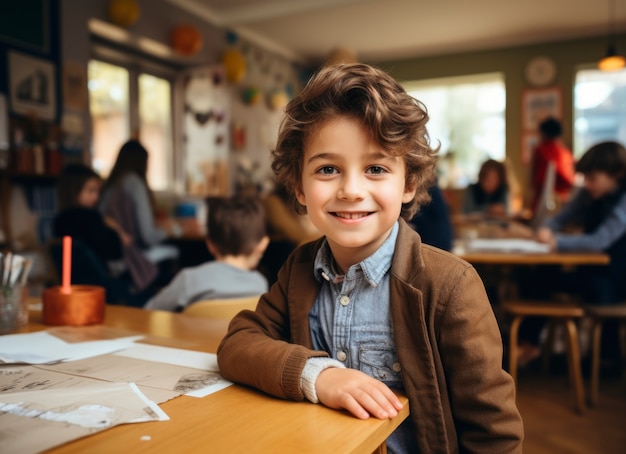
[300,357,346,403]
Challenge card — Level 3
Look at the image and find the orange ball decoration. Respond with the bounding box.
[108,0,140,27]
[171,25,203,57]
[222,49,247,83]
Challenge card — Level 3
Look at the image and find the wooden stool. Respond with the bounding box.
[502,300,586,413]
[584,304,626,406]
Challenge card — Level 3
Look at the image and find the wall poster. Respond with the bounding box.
[9,51,56,121]
[521,87,562,132]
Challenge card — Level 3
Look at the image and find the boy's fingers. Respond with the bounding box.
[341,395,370,420]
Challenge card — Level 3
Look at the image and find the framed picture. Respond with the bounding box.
[8,51,56,121]
[521,87,562,131]
[521,132,540,165]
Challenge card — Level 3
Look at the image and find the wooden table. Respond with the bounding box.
[457,250,610,266]
[455,244,609,301]
[18,305,409,453]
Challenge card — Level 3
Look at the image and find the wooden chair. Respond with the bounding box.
[502,299,586,413]
[584,304,626,406]
[183,295,261,320]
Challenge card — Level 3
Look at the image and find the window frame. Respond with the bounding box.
[89,42,181,193]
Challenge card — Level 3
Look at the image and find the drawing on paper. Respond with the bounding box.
[174,371,222,393]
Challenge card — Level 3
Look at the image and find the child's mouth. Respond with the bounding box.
[332,212,371,219]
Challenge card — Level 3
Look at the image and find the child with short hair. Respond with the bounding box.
[518,141,626,363]
[217,63,523,452]
[537,141,626,294]
[144,196,269,312]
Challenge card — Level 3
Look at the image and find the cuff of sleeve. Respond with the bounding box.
[300,357,346,403]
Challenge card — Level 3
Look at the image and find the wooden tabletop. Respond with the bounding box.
[21,305,409,453]
[456,250,610,266]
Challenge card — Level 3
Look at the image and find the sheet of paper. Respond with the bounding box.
[114,343,232,397]
[0,364,107,394]
[0,331,143,364]
[0,382,168,453]
[114,343,219,369]
[38,352,232,399]
[466,238,551,253]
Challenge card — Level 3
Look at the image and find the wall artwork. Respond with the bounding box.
[521,87,562,132]
[9,51,56,121]
[182,65,230,196]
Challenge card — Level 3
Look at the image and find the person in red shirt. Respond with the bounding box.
[530,117,576,216]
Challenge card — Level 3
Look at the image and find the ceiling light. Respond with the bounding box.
[599,0,626,71]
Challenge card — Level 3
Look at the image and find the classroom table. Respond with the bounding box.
[16,305,409,454]
[456,250,610,266]
[454,241,610,301]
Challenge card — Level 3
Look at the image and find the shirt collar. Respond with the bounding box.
[314,221,399,287]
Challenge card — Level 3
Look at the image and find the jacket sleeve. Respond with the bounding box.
[217,252,329,400]
[438,265,524,452]
[556,192,626,252]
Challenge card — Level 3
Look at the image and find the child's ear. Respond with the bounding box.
[206,239,218,257]
[256,235,270,256]
[402,181,418,204]
[295,187,306,207]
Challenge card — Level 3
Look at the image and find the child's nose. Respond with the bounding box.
[338,174,365,200]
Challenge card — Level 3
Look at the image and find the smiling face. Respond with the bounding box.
[295,116,416,272]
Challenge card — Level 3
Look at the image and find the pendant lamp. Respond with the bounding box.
[598,0,625,71]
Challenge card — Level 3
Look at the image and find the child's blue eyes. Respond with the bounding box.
[319,166,337,175]
[368,166,385,175]
[315,166,387,175]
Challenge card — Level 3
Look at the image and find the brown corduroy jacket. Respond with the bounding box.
[217,219,523,453]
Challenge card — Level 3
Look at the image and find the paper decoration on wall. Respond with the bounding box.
[242,86,261,105]
[171,24,203,57]
[222,49,247,83]
[182,66,229,196]
[108,0,140,27]
[232,123,246,150]
[267,89,288,111]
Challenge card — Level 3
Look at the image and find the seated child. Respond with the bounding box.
[144,196,270,312]
[53,163,148,305]
[535,140,626,300]
[518,141,626,362]
[462,158,509,217]
[54,163,130,264]
[217,63,523,453]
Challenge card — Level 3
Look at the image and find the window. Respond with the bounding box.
[88,57,174,191]
[403,73,506,189]
[574,67,626,158]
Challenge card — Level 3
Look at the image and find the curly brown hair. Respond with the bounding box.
[271,63,438,220]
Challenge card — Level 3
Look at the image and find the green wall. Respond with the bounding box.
[374,32,626,190]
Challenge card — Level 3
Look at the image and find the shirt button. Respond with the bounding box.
[337,350,347,361]
[392,362,402,372]
[339,295,350,306]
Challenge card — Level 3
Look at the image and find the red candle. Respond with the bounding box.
[61,236,72,294]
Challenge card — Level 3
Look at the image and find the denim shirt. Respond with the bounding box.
[310,222,402,385]
[310,221,417,453]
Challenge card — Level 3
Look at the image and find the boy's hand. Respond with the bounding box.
[315,368,403,420]
[535,227,556,250]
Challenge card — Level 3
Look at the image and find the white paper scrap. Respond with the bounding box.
[0,331,144,364]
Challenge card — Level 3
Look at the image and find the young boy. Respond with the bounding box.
[217,63,523,452]
[518,141,626,361]
[144,196,269,312]
[536,141,626,297]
